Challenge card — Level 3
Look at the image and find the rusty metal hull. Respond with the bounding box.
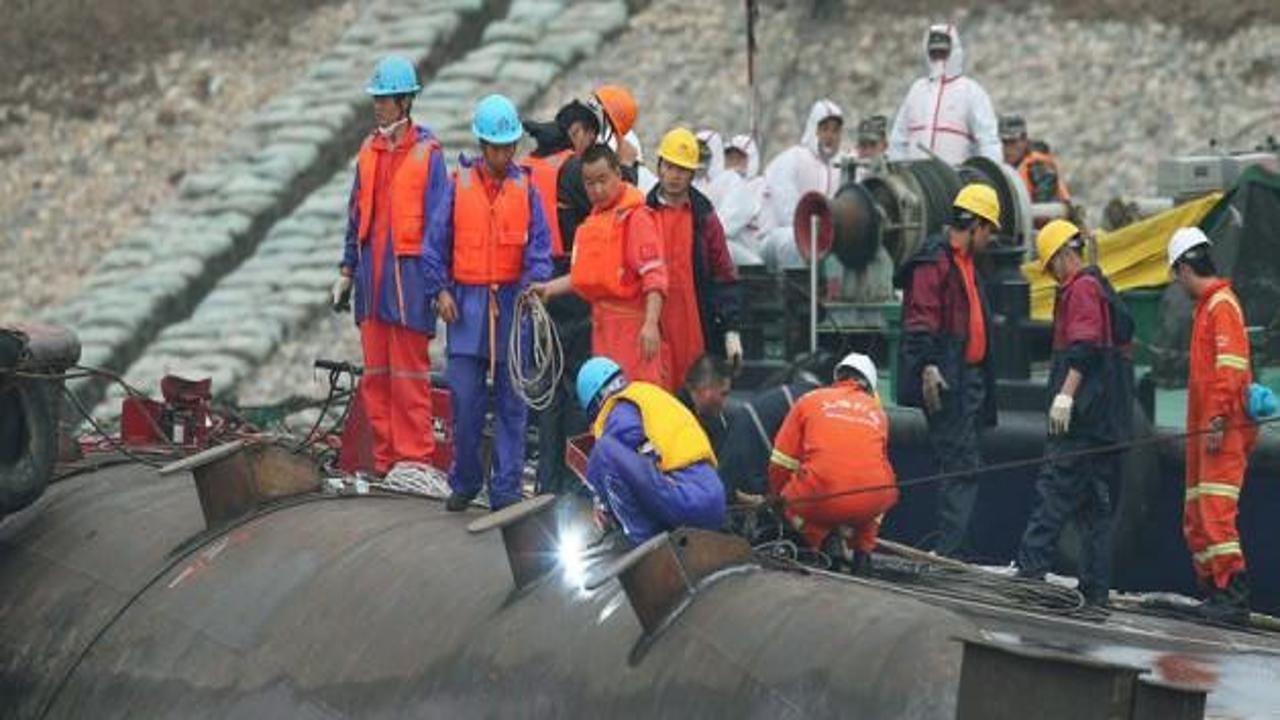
[0,464,970,719]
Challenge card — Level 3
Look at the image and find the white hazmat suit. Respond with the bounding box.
[760,99,844,269]
[708,134,766,265]
[888,24,1000,166]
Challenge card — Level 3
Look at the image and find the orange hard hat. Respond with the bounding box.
[592,85,637,137]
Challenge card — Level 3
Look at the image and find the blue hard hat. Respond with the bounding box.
[1246,383,1278,421]
[576,357,623,412]
[366,56,421,96]
[472,94,523,145]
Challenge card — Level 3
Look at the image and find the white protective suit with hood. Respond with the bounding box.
[888,24,1000,166]
[694,129,726,196]
[622,129,659,195]
[708,134,766,264]
[760,99,844,268]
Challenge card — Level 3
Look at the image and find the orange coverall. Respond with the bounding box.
[1184,279,1257,590]
[768,380,899,551]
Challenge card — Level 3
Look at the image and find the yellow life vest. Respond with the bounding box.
[592,382,718,471]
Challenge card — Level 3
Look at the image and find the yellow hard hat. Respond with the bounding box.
[657,127,700,171]
[1036,219,1081,271]
[953,183,1001,230]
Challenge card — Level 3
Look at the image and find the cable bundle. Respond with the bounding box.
[508,290,564,411]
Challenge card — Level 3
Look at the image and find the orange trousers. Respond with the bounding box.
[1183,427,1250,590]
[359,319,434,475]
[591,299,670,389]
[781,470,899,552]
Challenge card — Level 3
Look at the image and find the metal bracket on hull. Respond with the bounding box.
[158,439,322,530]
[585,529,753,635]
[955,637,1208,720]
[467,493,559,590]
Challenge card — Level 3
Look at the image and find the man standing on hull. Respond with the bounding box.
[1169,227,1259,624]
[333,56,449,476]
[1015,221,1134,606]
[646,126,743,384]
[895,184,1000,559]
[425,94,553,511]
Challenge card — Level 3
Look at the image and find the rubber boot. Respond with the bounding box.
[1201,573,1250,626]
[820,532,853,573]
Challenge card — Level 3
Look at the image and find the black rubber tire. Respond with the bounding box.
[0,379,56,515]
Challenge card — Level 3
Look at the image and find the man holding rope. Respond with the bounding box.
[425,94,553,512]
[1014,220,1134,607]
[1170,227,1258,624]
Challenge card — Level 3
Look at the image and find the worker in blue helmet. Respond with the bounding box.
[424,94,553,511]
[334,56,448,476]
[575,356,726,544]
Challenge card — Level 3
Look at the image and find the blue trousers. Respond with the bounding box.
[589,434,726,545]
[447,355,526,510]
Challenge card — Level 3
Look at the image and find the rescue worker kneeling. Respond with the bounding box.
[767,353,899,574]
[576,356,726,545]
[1015,221,1133,607]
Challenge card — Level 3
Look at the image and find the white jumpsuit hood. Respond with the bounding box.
[709,134,766,263]
[622,129,659,195]
[694,129,726,195]
[888,23,1001,166]
[758,99,844,268]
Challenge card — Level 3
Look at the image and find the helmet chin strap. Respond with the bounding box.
[377,116,408,138]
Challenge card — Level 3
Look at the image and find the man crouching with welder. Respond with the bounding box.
[1015,221,1133,608]
[767,353,898,575]
[895,184,1000,560]
[575,356,726,545]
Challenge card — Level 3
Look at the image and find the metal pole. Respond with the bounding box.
[809,213,819,354]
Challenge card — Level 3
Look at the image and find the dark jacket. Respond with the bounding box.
[718,381,821,495]
[645,185,743,355]
[894,234,998,427]
[1049,266,1134,442]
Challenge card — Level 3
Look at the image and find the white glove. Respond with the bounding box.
[724,331,744,369]
[921,365,949,415]
[1049,393,1074,436]
[331,275,353,312]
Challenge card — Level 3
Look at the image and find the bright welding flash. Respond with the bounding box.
[558,527,587,590]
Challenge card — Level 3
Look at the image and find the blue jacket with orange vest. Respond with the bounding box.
[423,155,554,359]
[341,124,449,334]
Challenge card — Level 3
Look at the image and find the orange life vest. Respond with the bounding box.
[451,164,531,285]
[571,184,647,302]
[520,149,573,258]
[357,133,439,256]
[1018,150,1071,203]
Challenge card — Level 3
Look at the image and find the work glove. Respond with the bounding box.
[1048,393,1074,436]
[921,365,948,415]
[724,331,744,371]
[331,275,352,313]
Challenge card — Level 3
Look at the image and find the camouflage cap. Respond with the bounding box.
[999,114,1027,140]
[857,115,888,142]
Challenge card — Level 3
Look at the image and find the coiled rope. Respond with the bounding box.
[508,289,564,411]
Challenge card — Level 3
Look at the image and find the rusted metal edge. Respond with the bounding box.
[157,440,246,476]
[584,532,670,592]
[466,494,556,533]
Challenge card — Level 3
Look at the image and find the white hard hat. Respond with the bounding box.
[835,352,878,391]
[1168,227,1211,269]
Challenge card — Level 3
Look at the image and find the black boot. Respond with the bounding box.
[445,492,475,512]
[1201,573,1251,626]
[850,550,874,577]
[820,532,853,573]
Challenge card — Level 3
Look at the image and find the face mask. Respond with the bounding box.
[377,116,408,138]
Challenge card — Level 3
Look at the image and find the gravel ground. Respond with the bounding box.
[0,0,358,321]
[532,0,1280,208]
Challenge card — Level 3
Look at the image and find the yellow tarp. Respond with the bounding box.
[1022,193,1223,320]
